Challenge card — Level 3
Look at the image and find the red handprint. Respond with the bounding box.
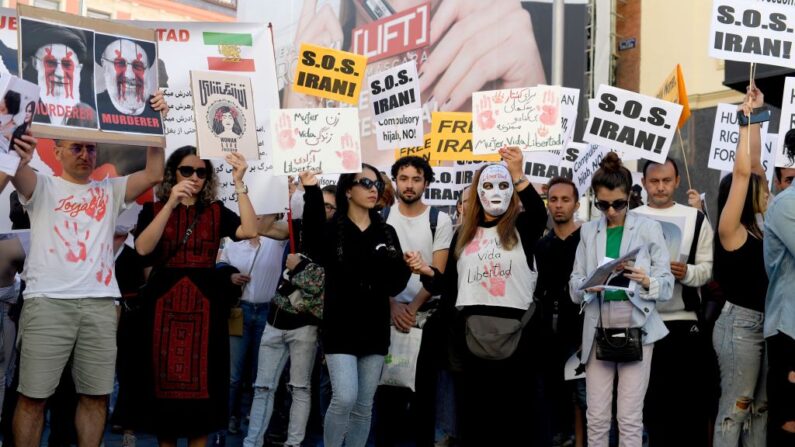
[492,91,506,104]
[336,134,360,171]
[86,187,108,221]
[277,113,297,149]
[54,220,89,263]
[539,104,559,126]
[480,262,507,297]
[464,229,486,255]
[476,97,496,130]
[96,243,113,286]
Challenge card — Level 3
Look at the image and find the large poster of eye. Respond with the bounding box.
[93,33,162,135]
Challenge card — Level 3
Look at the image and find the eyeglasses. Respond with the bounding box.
[352,178,385,192]
[177,166,208,179]
[324,203,337,212]
[594,199,629,212]
[66,144,96,156]
[102,57,146,74]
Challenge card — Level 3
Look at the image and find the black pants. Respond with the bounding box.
[645,320,710,447]
[767,332,795,446]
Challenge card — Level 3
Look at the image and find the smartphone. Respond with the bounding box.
[737,106,771,126]
[11,122,28,147]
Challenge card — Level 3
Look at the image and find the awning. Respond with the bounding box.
[724,61,795,108]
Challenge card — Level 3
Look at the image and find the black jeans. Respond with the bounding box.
[767,332,795,446]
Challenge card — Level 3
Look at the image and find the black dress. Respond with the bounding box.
[133,201,241,438]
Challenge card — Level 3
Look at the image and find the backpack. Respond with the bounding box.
[382,205,440,239]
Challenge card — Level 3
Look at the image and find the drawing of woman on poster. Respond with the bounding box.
[212,105,243,139]
[0,90,20,153]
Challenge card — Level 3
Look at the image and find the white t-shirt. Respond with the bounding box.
[22,174,128,299]
[386,206,454,304]
[219,236,287,304]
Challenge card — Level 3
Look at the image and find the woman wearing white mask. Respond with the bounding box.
[406,147,549,446]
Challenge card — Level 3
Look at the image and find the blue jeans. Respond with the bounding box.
[713,302,767,447]
[229,301,270,418]
[324,354,384,447]
[244,324,318,447]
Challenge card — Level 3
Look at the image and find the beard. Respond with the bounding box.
[399,190,421,204]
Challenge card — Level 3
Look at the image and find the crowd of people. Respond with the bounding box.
[0,79,786,447]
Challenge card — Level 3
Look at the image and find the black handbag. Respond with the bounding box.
[594,292,643,363]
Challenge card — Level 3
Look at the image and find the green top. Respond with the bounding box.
[604,226,629,302]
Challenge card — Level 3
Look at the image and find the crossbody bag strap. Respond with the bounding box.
[519,301,537,327]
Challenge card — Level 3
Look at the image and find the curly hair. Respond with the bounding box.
[156,146,218,205]
[212,106,243,136]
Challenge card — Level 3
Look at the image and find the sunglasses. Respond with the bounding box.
[324,203,337,212]
[594,199,629,212]
[66,144,96,156]
[352,178,385,192]
[177,166,208,179]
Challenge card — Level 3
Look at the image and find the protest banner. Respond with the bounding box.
[293,43,367,105]
[776,76,795,168]
[190,70,258,160]
[375,109,423,150]
[17,4,164,146]
[707,103,770,173]
[709,0,795,69]
[585,85,682,163]
[424,162,484,206]
[432,112,500,162]
[351,2,430,64]
[655,64,692,129]
[270,108,362,175]
[472,85,563,154]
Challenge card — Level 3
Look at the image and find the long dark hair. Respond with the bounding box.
[333,163,397,260]
[156,146,218,205]
[591,152,633,195]
[212,106,243,136]
[716,172,764,240]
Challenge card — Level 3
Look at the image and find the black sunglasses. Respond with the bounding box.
[352,178,385,192]
[594,199,629,212]
[177,166,208,179]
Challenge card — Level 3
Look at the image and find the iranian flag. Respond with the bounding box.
[204,32,256,72]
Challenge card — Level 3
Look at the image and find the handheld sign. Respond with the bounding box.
[270,108,362,175]
[374,109,424,150]
[776,77,795,168]
[293,43,367,105]
[709,0,795,69]
[522,148,576,185]
[585,85,682,163]
[707,103,770,175]
[369,61,421,118]
[424,162,485,206]
[431,112,500,162]
[572,142,607,194]
[395,135,435,164]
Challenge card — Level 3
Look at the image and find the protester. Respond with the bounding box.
[406,147,549,446]
[569,152,674,447]
[712,87,769,447]
[763,128,795,446]
[637,157,714,446]
[300,166,411,447]
[8,92,166,447]
[534,177,585,447]
[133,146,258,447]
[0,236,24,426]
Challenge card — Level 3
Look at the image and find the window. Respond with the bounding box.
[86,9,112,19]
[34,0,60,10]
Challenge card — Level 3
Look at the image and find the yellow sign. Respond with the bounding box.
[431,112,500,162]
[655,64,691,129]
[395,135,441,165]
[293,43,368,105]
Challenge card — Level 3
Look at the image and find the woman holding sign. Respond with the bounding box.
[405,147,549,446]
[569,152,674,447]
[712,87,769,447]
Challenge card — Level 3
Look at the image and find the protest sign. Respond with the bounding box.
[0,73,38,175]
[270,108,362,175]
[585,85,682,163]
[424,162,485,206]
[190,70,258,160]
[351,2,430,64]
[369,61,420,118]
[655,64,691,129]
[394,135,434,164]
[432,112,499,162]
[776,77,795,168]
[560,87,581,148]
[572,142,608,194]
[472,86,563,154]
[18,4,164,146]
[375,109,423,150]
[764,133,777,184]
[709,0,795,69]
[522,145,577,185]
[293,43,367,105]
[707,103,769,173]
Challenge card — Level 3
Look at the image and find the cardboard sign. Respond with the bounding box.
[431,112,500,162]
[394,134,433,163]
[0,73,38,175]
[776,77,795,168]
[707,103,770,173]
[709,0,795,69]
[472,86,563,154]
[572,142,607,194]
[655,64,692,129]
[351,2,430,64]
[585,85,682,163]
[270,108,362,175]
[374,108,423,150]
[424,162,485,206]
[293,43,367,105]
[190,70,258,160]
[369,61,420,118]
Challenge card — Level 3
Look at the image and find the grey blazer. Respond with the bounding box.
[569,212,674,364]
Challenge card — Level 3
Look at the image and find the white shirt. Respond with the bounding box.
[22,174,128,299]
[219,236,287,304]
[634,203,714,321]
[386,205,453,304]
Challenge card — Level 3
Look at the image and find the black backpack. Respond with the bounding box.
[382,205,440,239]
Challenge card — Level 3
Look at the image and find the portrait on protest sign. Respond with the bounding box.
[19,18,97,129]
[0,73,39,175]
[93,33,162,135]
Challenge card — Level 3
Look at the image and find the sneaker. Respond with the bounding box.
[228,416,240,434]
[121,433,136,447]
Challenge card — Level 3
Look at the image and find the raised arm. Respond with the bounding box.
[10,131,39,201]
[256,213,290,240]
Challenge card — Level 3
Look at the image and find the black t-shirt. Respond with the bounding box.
[715,232,768,313]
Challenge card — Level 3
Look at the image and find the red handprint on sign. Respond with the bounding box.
[539,89,559,126]
[54,220,89,263]
[476,97,496,130]
[336,134,360,171]
[480,262,506,297]
[277,113,297,149]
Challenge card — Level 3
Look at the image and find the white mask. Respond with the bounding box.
[477,165,514,217]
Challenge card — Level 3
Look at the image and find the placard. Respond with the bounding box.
[707,102,769,173]
[0,73,37,175]
[431,111,499,162]
[776,76,795,168]
[374,108,423,150]
[424,162,485,206]
[292,43,367,105]
[369,61,420,119]
[572,142,607,194]
[585,85,682,163]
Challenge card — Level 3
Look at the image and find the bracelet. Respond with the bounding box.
[235,183,248,195]
[513,177,527,187]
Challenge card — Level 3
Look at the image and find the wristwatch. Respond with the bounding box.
[513,177,528,187]
[235,183,248,195]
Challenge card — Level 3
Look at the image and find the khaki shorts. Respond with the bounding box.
[17,297,117,398]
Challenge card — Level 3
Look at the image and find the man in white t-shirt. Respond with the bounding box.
[375,156,453,447]
[9,93,168,447]
[636,157,714,446]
